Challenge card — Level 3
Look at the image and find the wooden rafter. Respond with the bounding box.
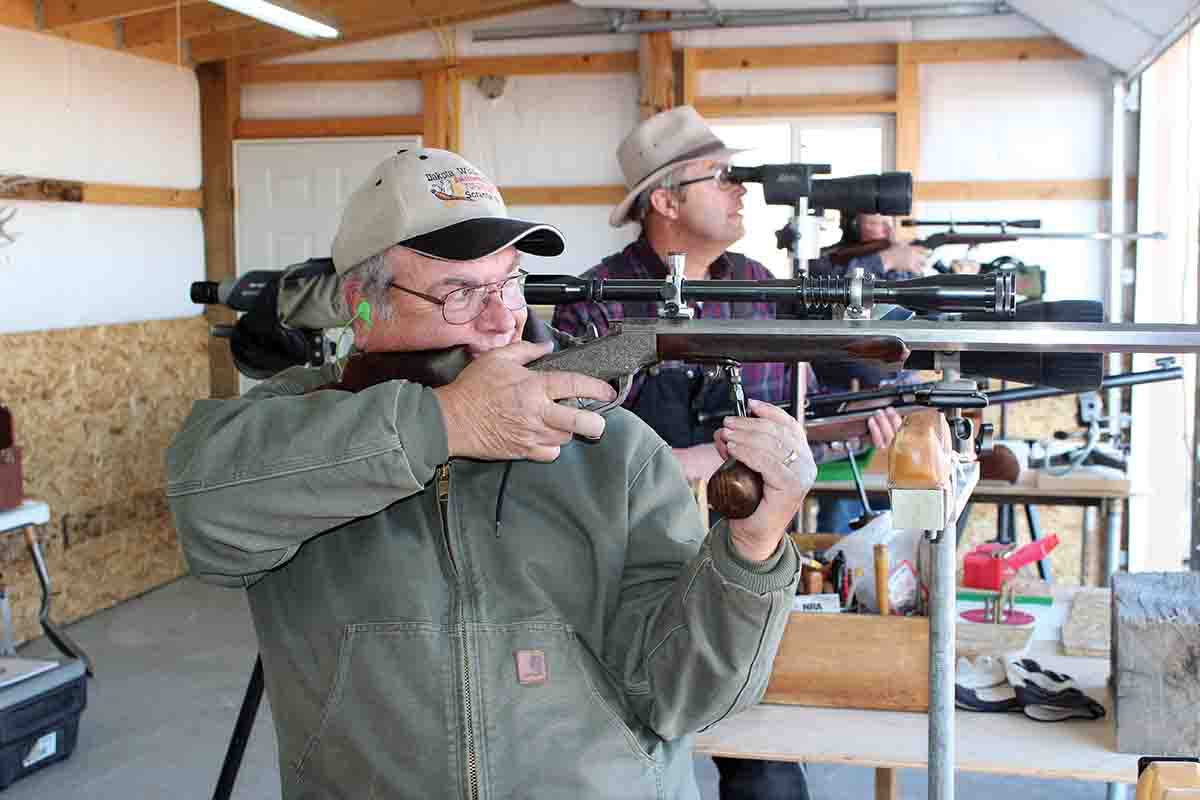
[190,0,559,63]
[121,4,254,49]
[41,0,205,30]
[239,52,636,84]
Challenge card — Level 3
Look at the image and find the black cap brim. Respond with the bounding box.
[400,217,565,261]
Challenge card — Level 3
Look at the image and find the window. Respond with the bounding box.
[711,116,894,276]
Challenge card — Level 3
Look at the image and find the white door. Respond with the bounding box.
[234,136,420,273]
[233,136,420,392]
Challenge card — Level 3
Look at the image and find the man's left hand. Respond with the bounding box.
[867,407,904,450]
[715,399,816,562]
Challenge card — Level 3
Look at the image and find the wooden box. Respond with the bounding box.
[764,612,930,712]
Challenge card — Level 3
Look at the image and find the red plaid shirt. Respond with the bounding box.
[552,237,848,464]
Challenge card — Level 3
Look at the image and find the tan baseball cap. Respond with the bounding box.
[610,105,743,228]
[331,148,565,273]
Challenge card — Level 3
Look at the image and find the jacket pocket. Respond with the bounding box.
[475,622,663,800]
[291,621,457,799]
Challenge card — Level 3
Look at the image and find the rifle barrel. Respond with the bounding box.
[987,364,1183,403]
[902,219,1042,229]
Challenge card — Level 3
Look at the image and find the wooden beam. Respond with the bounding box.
[499,185,626,205]
[904,37,1083,64]
[638,12,674,120]
[895,43,920,177]
[454,51,637,77]
[913,178,1132,203]
[242,60,426,84]
[190,0,557,64]
[695,93,897,117]
[0,175,201,207]
[875,767,898,800]
[56,20,120,48]
[695,42,897,71]
[121,4,253,49]
[0,0,35,29]
[197,60,239,399]
[238,52,637,84]
[680,47,698,107]
[422,70,450,150]
[235,115,423,139]
[42,0,203,30]
[447,70,462,154]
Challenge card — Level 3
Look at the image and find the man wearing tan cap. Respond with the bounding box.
[168,148,815,799]
[555,107,904,800]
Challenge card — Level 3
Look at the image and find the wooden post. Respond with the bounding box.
[895,43,920,177]
[447,70,462,154]
[422,69,450,150]
[197,58,240,399]
[638,12,674,120]
[680,47,698,107]
[875,766,898,800]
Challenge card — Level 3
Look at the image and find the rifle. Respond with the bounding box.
[190,262,1200,520]
[697,360,1183,445]
[827,232,1019,266]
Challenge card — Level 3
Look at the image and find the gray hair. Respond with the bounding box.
[633,167,684,224]
[333,249,396,322]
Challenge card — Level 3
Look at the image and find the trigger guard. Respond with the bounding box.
[568,374,633,415]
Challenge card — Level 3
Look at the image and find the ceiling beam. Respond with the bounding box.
[42,0,206,31]
[238,51,636,83]
[190,0,559,63]
[0,0,36,29]
[121,4,254,48]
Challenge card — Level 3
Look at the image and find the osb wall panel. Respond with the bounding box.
[0,316,209,646]
[957,392,1093,585]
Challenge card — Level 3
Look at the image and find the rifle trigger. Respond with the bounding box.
[575,373,634,415]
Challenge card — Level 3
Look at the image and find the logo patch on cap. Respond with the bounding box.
[425,166,499,206]
[515,649,548,686]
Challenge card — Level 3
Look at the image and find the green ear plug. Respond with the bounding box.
[356,300,373,330]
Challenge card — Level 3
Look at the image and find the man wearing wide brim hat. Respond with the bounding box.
[555,106,904,800]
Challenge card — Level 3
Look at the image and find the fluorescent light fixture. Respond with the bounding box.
[208,0,340,39]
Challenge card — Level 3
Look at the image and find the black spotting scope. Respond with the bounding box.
[727,163,912,216]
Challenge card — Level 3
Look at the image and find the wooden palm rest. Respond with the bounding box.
[887,409,976,531]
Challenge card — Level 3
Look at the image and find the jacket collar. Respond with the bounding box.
[634,234,731,280]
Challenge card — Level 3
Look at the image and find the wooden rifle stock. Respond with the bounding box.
[322,319,912,522]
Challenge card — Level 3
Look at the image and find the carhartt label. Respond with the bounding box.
[515,649,548,685]
[22,731,56,767]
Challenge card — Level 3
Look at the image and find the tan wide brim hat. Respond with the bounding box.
[609,105,744,228]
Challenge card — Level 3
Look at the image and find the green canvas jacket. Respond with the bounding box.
[166,363,799,799]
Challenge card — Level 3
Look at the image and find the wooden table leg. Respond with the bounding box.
[875,766,897,800]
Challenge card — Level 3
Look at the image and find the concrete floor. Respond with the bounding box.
[4,576,1111,799]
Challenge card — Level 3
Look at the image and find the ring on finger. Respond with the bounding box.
[782,448,800,467]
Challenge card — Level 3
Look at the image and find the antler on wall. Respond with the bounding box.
[0,207,17,247]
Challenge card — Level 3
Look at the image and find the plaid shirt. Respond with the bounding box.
[552,236,842,463]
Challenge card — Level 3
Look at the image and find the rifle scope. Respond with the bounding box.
[726,163,912,216]
[525,272,1016,317]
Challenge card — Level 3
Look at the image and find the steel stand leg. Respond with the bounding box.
[928,525,955,800]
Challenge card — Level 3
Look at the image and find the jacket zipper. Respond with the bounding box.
[437,463,480,800]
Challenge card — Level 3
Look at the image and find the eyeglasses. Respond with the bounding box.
[673,167,739,191]
[388,270,529,325]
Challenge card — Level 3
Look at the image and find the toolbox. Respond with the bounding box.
[0,658,86,790]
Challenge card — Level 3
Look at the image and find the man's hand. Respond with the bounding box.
[866,407,904,449]
[880,243,930,274]
[672,443,726,483]
[432,341,617,462]
[950,257,981,274]
[714,399,817,562]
